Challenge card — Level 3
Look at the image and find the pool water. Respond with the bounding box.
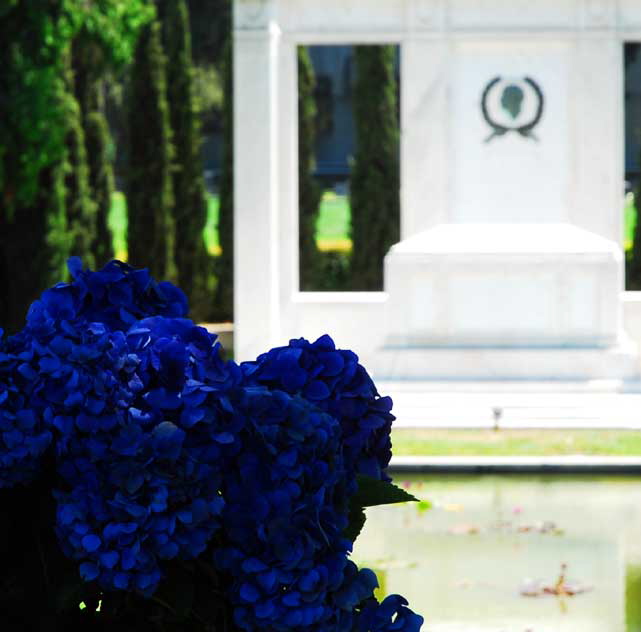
[352,475,641,632]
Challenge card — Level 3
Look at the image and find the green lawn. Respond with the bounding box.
[204,193,220,254]
[391,428,641,457]
[108,191,128,261]
[625,192,636,251]
[108,190,352,261]
[315,191,351,251]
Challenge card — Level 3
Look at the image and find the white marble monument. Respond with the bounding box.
[233,0,641,381]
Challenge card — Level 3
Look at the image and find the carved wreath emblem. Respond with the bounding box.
[481,76,544,143]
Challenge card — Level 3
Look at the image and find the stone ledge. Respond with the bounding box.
[388,455,641,474]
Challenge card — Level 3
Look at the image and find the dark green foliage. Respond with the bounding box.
[349,46,400,290]
[625,46,640,289]
[63,80,96,270]
[0,1,79,211]
[0,472,236,631]
[313,251,352,291]
[73,0,154,74]
[0,1,73,331]
[186,0,230,65]
[298,47,324,291]
[0,1,151,332]
[0,0,150,211]
[314,74,334,137]
[0,165,69,333]
[71,35,103,116]
[161,0,213,321]
[70,1,152,265]
[85,106,115,265]
[215,38,234,321]
[71,39,114,266]
[126,20,175,282]
[0,471,92,631]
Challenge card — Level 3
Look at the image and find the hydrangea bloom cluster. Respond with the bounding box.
[0,329,53,487]
[242,334,394,482]
[215,387,356,630]
[0,259,423,630]
[358,595,424,632]
[53,317,242,594]
[60,256,188,330]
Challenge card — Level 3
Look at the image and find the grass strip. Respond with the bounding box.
[391,428,641,457]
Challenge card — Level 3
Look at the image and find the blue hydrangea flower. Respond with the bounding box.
[0,259,423,629]
[357,594,424,632]
[214,387,357,631]
[0,330,52,487]
[53,316,242,594]
[241,335,394,482]
[0,260,237,593]
[25,257,188,340]
[1,257,190,492]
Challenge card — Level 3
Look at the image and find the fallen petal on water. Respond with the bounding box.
[448,523,480,535]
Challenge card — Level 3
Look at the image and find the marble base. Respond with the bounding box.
[374,340,639,381]
[380,223,637,380]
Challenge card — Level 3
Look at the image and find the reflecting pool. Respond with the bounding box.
[352,475,641,632]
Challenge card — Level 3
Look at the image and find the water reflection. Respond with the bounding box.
[627,565,641,632]
[352,475,641,632]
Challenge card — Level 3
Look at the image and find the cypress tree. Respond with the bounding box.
[298,47,323,291]
[70,1,154,267]
[160,0,212,320]
[63,66,96,270]
[0,2,74,332]
[70,36,101,118]
[0,164,68,333]
[72,40,115,266]
[126,20,175,281]
[628,183,641,289]
[626,44,641,290]
[85,101,115,265]
[349,46,400,290]
[215,37,233,320]
[186,0,230,65]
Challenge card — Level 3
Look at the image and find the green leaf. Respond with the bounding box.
[343,477,421,544]
[353,474,419,508]
[157,563,195,618]
[343,505,366,543]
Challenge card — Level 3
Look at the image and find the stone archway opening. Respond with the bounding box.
[297,44,401,293]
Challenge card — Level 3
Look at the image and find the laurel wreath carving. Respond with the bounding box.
[481,76,544,143]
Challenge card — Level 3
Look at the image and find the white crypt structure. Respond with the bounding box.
[233,0,641,384]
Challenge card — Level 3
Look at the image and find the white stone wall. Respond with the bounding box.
[233,0,641,375]
[623,291,641,353]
